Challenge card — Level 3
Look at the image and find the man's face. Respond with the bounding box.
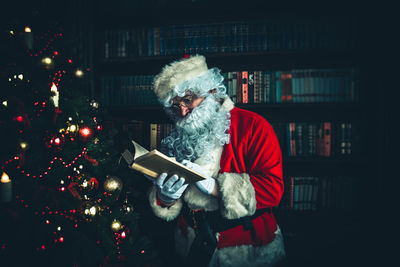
[171,92,204,118]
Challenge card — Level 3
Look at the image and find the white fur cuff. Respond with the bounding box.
[183,185,219,211]
[148,186,183,221]
[217,172,257,219]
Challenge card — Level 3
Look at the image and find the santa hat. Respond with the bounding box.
[153,55,226,107]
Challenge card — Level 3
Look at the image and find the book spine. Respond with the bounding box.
[311,177,319,211]
[275,71,281,103]
[316,122,323,156]
[281,71,287,102]
[346,123,352,155]
[241,71,248,104]
[248,71,254,104]
[289,176,295,209]
[236,71,242,103]
[340,122,346,155]
[227,72,233,100]
[253,71,259,103]
[293,177,300,210]
[295,122,303,156]
[288,122,296,156]
[286,70,293,102]
[153,27,160,56]
[150,123,158,150]
[323,122,332,157]
[104,29,110,59]
[156,124,162,150]
[232,72,237,103]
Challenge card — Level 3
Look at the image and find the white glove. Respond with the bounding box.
[181,160,216,195]
[155,173,188,203]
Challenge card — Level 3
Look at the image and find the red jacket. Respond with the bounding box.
[149,102,284,250]
[216,106,284,248]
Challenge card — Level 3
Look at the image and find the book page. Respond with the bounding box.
[132,140,149,159]
[133,150,205,183]
[122,140,206,184]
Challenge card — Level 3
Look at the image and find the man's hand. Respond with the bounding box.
[155,173,188,204]
[181,160,217,196]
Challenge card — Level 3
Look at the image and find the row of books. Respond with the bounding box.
[120,121,360,212]
[121,121,174,151]
[149,123,174,151]
[121,120,355,160]
[222,68,357,104]
[102,19,354,58]
[100,75,158,107]
[278,176,359,211]
[123,119,359,211]
[99,68,357,107]
[272,122,355,157]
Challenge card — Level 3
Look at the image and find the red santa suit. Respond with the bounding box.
[149,97,286,266]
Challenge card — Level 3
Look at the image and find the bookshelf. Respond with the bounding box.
[91,3,378,265]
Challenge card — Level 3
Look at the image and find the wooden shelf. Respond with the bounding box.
[102,102,363,122]
[95,50,357,75]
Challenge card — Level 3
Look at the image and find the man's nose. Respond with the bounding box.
[180,105,190,117]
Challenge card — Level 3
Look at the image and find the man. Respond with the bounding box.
[148,55,285,266]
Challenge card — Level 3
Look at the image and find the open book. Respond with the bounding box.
[121,140,206,184]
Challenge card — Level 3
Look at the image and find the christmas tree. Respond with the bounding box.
[0,7,170,267]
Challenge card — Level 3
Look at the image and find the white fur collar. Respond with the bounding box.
[221,96,235,112]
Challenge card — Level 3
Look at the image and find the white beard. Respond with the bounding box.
[161,95,230,162]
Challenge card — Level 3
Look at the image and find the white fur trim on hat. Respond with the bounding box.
[217,172,257,219]
[148,186,183,221]
[153,55,208,101]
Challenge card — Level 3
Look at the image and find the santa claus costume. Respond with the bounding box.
[149,55,286,266]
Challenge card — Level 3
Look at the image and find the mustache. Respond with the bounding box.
[161,96,230,162]
[176,97,217,134]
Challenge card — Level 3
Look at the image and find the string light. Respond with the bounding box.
[75,69,84,77]
[67,124,78,133]
[3,26,113,251]
[111,220,122,232]
[25,27,62,57]
[19,142,28,150]
[79,127,91,137]
[42,57,52,65]
[1,148,87,178]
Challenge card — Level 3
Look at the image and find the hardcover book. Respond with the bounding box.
[122,140,206,184]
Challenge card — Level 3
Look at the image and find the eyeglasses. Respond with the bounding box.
[170,94,195,113]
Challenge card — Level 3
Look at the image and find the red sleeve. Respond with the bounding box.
[247,116,284,208]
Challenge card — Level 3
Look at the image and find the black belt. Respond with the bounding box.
[182,205,271,235]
